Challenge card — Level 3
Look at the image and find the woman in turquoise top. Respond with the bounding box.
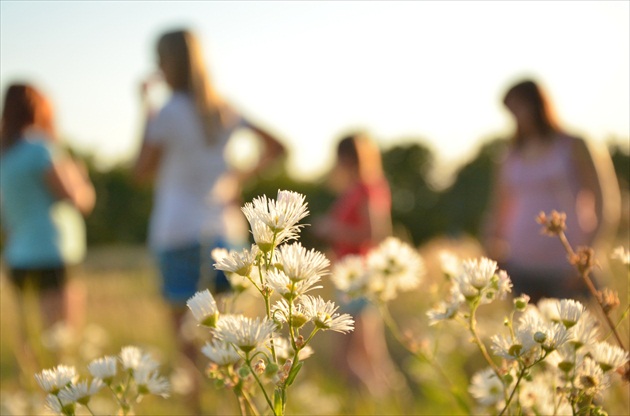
[0,83,95,328]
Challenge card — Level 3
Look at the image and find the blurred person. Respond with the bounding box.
[132,28,285,410]
[482,79,620,303]
[314,132,403,397]
[0,83,95,364]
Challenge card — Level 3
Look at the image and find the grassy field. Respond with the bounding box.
[1,236,628,415]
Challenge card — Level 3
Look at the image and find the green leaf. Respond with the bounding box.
[285,361,303,386]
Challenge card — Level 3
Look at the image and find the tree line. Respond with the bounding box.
[84,138,629,247]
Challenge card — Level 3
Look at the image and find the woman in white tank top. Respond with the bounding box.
[483,79,620,302]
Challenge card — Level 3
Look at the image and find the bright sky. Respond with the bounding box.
[1,1,628,181]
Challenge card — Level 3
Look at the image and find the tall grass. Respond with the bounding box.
[1,236,628,415]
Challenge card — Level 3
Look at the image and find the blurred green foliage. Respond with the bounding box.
[81,139,629,247]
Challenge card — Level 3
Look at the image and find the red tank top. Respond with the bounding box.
[329,179,391,258]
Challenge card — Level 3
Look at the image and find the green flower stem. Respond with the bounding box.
[378,303,470,413]
[499,365,526,416]
[245,355,276,416]
[84,403,96,416]
[241,389,261,416]
[557,231,626,351]
[228,366,249,416]
[468,304,502,379]
[107,384,129,416]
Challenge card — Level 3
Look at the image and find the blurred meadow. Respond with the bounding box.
[1,141,628,415]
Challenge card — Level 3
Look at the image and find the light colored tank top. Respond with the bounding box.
[501,135,590,272]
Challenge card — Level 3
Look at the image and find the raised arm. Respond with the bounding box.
[241,120,287,179]
[46,156,96,215]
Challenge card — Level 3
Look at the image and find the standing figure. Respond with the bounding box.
[314,132,402,397]
[133,28,285,411]
[483,79,620,302]
[0,83,95,367]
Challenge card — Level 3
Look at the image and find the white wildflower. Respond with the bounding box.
[426,299,461,326]
[214,315,276,354]
[517,308,570,353]
[365,237,425,301]
[469,367,505,407]
[518,375,559,415]
[186,289,219,327]
[330,255,368,295]
[213,245,259,277]
[537,298,561,323]
[299,295,354,333]
[576,357,610,397]
[589,342,629,373]
[553,343,585,374]
[611,246,630,265]
[266,270,322,300]
[495,270,513,300]
[438,250,461,278]
[35,365,78,395]
[119,346,158,376]
[463,257,497,290]
[59,379,103,406]
[557,299,585,329]
[275,242,329,282]
[242,190,309,248]
[569,309,600,349]
[271,298,310,328]
[201,339,242,366]
[249,221,280,253]
[88,355,117,384]
[491,330,537,362]
[135,368,170,398]
[45,393,74,415]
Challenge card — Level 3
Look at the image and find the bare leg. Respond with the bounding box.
[171,307,203,415]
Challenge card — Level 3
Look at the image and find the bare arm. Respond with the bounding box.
[481,160,513,262]
[45,157,96,215]
[240,121,287,181]
[132,141,163,186]
[571,137,620,244]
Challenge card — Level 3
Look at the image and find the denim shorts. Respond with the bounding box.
[156,240,230,306]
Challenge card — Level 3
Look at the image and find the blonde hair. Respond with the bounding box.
[157,29,224,145]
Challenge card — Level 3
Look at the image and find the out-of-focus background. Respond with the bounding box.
[1,1,628,414]
[1,1,628,181]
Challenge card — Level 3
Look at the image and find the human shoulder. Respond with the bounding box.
[158,91,194,118]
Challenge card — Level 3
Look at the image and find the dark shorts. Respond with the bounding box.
[8,267,67,292]
[155,241,230,306]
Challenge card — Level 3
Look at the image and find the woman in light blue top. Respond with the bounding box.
[0,83,95,328]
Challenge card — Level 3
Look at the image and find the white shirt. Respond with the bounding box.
[145,92,245,250]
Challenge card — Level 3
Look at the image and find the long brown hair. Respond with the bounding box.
[157,29,224,145]
[337,132,385,184]
[503,79,561,148]
[0,83,55,152]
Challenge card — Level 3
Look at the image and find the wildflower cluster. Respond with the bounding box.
[427,257,512,326]
[430,253,629,415]
[188,190,353,416]
[330,236,426,304]
[35,345,169,416]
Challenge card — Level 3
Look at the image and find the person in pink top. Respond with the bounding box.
[483,79,620,302]
[315,132,402,396]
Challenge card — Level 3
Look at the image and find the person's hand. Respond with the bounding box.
[139,73,162,110]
